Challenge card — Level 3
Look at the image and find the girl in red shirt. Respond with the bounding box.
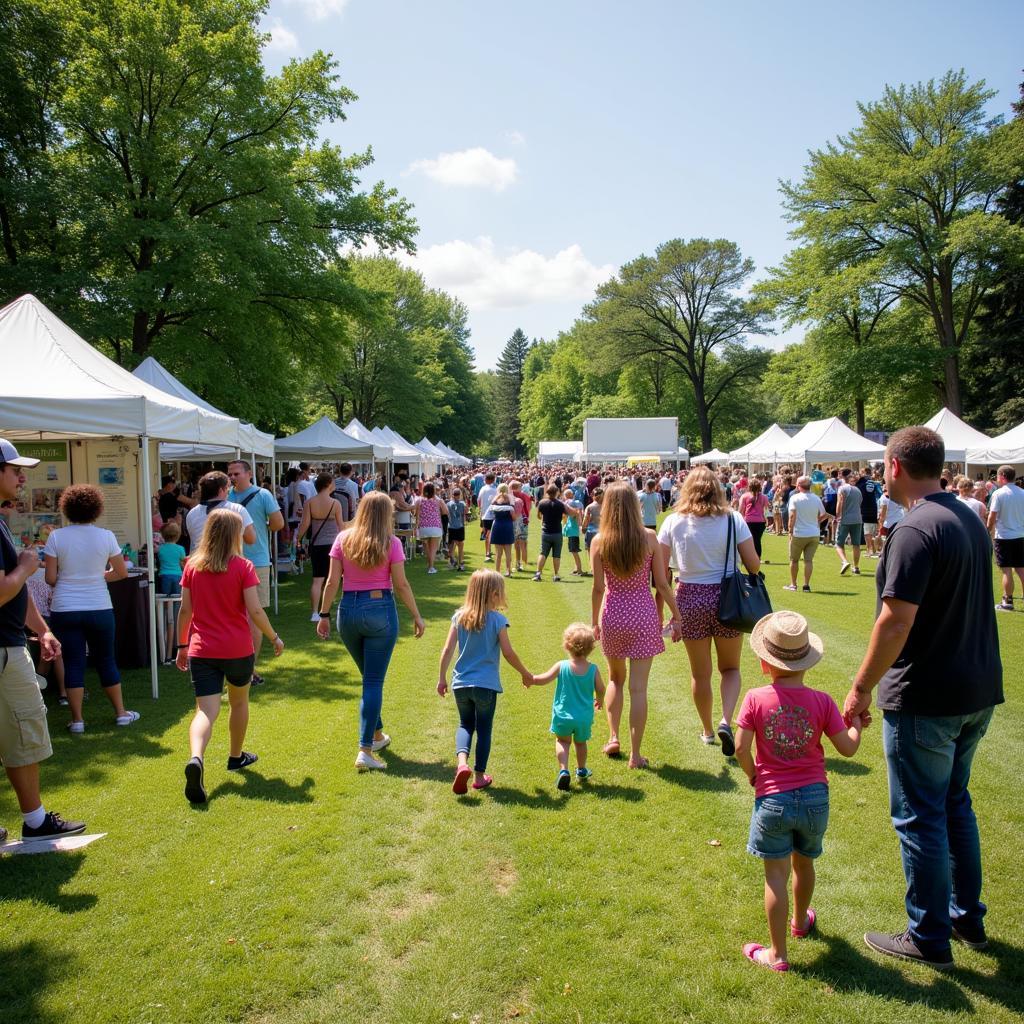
[176,508,284,803]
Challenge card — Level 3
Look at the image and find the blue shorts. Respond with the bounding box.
[836,523,864,547]
[550,715,592,742]
[747,782,829,860]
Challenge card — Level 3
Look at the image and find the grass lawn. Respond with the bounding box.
[2,525,1022,1024]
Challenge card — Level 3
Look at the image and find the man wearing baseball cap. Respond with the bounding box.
[0,439,85,842]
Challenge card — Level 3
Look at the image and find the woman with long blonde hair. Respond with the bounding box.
[657,466,760,755]
[176,508,284,804]
[591,482,680,768]
[316,491,425,771]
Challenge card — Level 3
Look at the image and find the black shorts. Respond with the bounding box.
[448,527,465,542]
[540,532,563,558]
[190,655,256,697]
[481,518,493,533]
[310,543,332,577]
[567,536,581,553]
[994,537,1024,569]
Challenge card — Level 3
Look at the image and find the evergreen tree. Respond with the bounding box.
[493,328,532,457]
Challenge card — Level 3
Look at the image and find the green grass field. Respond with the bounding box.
[3,525,1022,1024]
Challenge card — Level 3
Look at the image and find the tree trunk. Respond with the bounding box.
[131,309,150,359]
[695,391,713,452]
[944,349,962,416]
[855,398,865,436]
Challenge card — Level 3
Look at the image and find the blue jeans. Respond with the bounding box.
[454,686,498,772]
[337,591,398,747]
[883,708,994,954]
[49,608,120,688]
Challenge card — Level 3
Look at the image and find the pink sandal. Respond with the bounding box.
[742,943,789,971]
[471,774,493,790]
[603,740,621,757]
[790,908,816,938]
[452,765,471,795]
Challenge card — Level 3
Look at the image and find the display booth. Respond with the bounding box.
[371,426,436,476]
[691,448,731,465]
[775,417,885,471]
[0,294,244,698]
[964,420,1024,471]
[343,417,395,473]
[434,441,471,466]
[538,441,584,465]
[728,423,796,467]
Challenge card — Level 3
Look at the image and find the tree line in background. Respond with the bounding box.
[1,5,1020,459]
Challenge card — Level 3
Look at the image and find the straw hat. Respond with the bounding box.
[750,610,824,672]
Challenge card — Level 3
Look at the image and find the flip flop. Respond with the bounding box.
[452,765,472,795]
[603,740,621,757]
[471,774,493,790]
[791,908,816,938]
[742,943,789,971]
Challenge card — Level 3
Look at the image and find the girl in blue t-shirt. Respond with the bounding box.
[526,622,606,791]
[437,570,533,794]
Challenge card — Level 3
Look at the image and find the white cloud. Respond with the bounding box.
[404,148,519,191]
[504,130,526,146]
[401,237,615,309]
[284,0,350,20]
[264,18,299,53]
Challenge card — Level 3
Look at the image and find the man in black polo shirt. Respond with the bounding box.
[843,427,1002,969]
[0,440,85,842]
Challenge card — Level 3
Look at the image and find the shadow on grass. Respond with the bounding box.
[0,851,96,914]
[0,940,76,1022]
[824,757,871,776]
[383,752,454,783]
[954,937,1024,1015]
[653,763,738,792]
[206,770,315,804]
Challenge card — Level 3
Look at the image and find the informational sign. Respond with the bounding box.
[4,441,70,548]
[87,441,139,543]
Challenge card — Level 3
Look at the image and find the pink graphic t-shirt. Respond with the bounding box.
[328,533,405,591]
[737,683,846,797]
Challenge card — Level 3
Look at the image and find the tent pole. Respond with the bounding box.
[141,435,159,700]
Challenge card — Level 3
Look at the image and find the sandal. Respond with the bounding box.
[791,908,816,938]
[452,765,472,795]
[742,943,789,971]
[603,740,621,757]
[471,774,493,790]
[628,755,649,770]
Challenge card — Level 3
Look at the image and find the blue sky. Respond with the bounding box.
[262,0,1023,369]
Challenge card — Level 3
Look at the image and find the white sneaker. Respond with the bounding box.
[371,733,391,752]
[310,611,320,622]
[839,562,851,575]
[783,584,798,591]
[116,710,140,726]
[427,566,437,574]
[68,720,85,734]
[355,750,387,771]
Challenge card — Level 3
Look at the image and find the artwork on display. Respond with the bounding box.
[3,442,70,548]
[87,441,137,542]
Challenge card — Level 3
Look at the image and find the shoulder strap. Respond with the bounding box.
[722,511,737,580]
[238,488,260,509]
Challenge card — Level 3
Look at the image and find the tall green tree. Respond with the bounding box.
[587,238,771,450]
[493,327,532,458]
[780,70,1024,415]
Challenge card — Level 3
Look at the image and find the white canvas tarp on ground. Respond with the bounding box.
[275,416,378,461]
[538,441,584,464]
[777,417,885,466]
[342,418,394,460]
[728,423,795,464]
[921,408,992,463]
[965,420,1024,466]
[691,449,731,465]
[132,356,275,461]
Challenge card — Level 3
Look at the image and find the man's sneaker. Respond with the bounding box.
[227,751,259,771]
[355,750,386,772]
[371,733,391,752]
[575,767,593,780]
[802,584,811,592]
[67,720,85,734]
[22,811,86,842]
[864,930,954,970]
[951,920,989,950]
[996,600,1014,612]
[533,573,542,581]
[783,584,797,591]
[840,562,851,575]
[184,757,206,803]
[852,567,861,576]
[552,575,561,582]
[717,722,736,757]
[556,769,571,791]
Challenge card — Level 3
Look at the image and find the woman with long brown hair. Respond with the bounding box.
[591,482,680,768]
[176,508,284,803]
[657,466,760,755]
[316,491,425,771]
[295,472,345,621]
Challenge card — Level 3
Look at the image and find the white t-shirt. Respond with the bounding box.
[957,495,987,519]
[878,495,906,529]
[297,479,317,506]
[990,484,1024,540]
[789,491,826,538]
[659,475,672,492]
[657,509,752,585]
[478,484,498,521]
[186,500,253,549]
[44,524,121,612]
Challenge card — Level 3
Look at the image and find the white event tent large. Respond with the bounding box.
[538,441,584,465]
[343,417,394,462]
[691,448,731,465]
[276,416,382,462]
[728,423,795,465]
[416,437,455,465]
[966,420,1024,467]
[777,417,885,468]
[0,294,247,699]
[921,408,992,464]
[434,441,471,466]
[132,355,275,463]
[372,426,435,474]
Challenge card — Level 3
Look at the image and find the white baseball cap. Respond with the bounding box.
[0,439,40,468]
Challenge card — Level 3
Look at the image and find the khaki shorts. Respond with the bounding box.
[863,522,878,537]
[789,535,820,563]
[0,646,52,768]
[254,565,271,607]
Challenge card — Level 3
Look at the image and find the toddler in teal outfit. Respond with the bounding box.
[527,622,606,791]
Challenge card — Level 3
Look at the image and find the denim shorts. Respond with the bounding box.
[747,782,830,860]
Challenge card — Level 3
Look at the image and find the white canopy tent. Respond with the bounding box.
[416,437,454,465]
[965,420,1024,467]
[132,356,275,463]
[921,408,992,464]
[0,294,247,699]
[777,417,885,469]
[728,423,795,464]
[691,449,731,465]
[538,441,584,465]
[342,418,394,461]
[372,426,435,474]
[275,416,380,462]
[434,441,471,466]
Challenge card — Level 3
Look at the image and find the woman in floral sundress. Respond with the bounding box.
[590,482,681,768]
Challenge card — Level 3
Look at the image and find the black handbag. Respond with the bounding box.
[717,513,772,632]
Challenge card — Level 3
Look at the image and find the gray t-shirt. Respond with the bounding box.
[838,483,863,524]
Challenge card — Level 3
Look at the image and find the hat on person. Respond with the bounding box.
[750,610,824,672]
[0,439,40,468]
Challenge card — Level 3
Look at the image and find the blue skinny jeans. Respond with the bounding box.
[454,686,498,772]
[337,590,398,747]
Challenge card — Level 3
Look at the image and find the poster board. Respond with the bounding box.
[4,441,69,548]
[84,440,140,544]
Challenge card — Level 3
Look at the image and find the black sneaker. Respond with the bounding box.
[951,920,989,950]
[184,756,207,803]
[21,811,86,842]
[250,672,265,687]
[864,930,953,970]
[227,751,259,771]
[717,722,736,757]
[802,584,811,592]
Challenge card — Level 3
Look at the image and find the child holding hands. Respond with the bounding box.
[526,623,606,791]
[734,610,866,972]
[438,570,532,794]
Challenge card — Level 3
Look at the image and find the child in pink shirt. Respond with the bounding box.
[735,610,865,972]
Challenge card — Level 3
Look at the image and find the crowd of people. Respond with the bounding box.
[0,426,1016,975]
